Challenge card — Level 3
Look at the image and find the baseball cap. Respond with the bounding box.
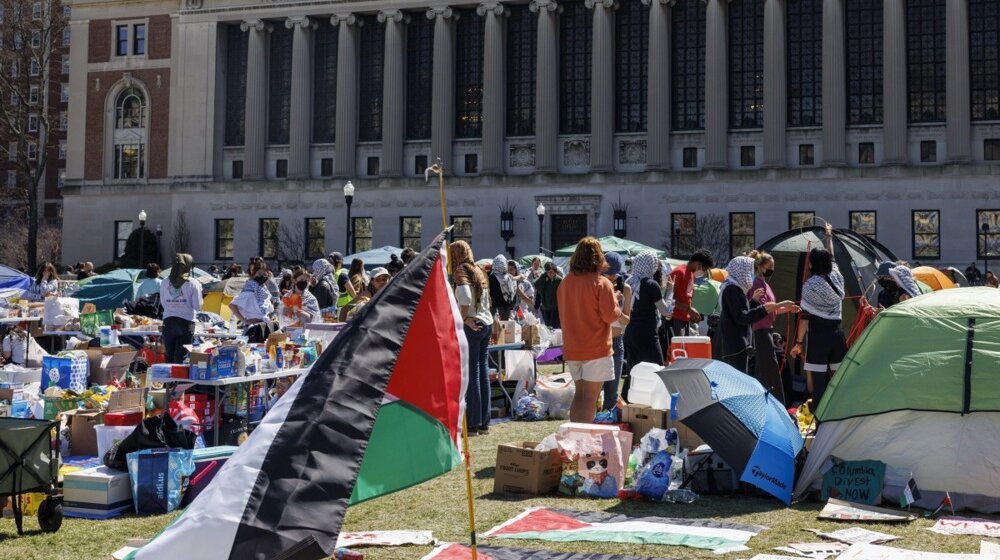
[371,267,390,279]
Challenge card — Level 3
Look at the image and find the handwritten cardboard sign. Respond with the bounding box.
[821,460,886,505]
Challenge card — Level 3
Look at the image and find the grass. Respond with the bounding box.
[0,419,994,559]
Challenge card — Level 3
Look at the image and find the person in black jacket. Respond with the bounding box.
[311,258,339,310]
[489,255,518,320]
[718,256,797,374]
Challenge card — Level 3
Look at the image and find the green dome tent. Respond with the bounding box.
[795,288,1000,512]
[553,236,666,258]
[74,269,143,311]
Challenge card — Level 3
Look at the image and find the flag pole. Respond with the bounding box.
[426,160,478,560]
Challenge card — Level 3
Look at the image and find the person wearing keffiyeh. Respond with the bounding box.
[790,223,848,401]
[718,256,797,374]
[623,252,671,373]
[489,254,519,320]
[311,258,339,310]
[875,261,920,309]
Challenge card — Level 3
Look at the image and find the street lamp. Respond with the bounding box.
[536,203,546,254]
[500,203,515,260]
[343,181,355,254]
[612,197,628,239]
[156,225,163,266]
[982,221,991,278]
[138,210,147,270]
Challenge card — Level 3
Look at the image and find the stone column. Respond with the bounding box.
[287,17,316,179]
[241,20,271,180]
[643,0,671,170]
[946,0,970,163]
[882,0,907,165]
[703,0,727,169]
[332,14,361,178]
[380,10,408,177]
[588,0,616,172]
[531,0,559,173]
[429,7,457,171]
[479,1,507,175]
[822,0,847,166]
[763,0,786,167]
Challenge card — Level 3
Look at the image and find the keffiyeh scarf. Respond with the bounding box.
[801,264,845,320]
[627,251,659,303]
[492,254,517,303]
[887,265,921,299]
[719,256,755,307]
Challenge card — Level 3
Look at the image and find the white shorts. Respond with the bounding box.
[566,357,615,383]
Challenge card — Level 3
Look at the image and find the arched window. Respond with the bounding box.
[112,86,147,179]
[455,8,485,138]
[615,0,648,133]
[846,0,883,125]
[971,0,1000,121]
[906,0,945,123]
[729,0,764,129]
[672,0,705,131]
[560,0,591,135]
[787,0,823,127]
[506,4,536,137]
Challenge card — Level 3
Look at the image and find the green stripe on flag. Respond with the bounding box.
[350,400,461,504]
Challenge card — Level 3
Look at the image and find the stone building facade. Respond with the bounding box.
[62,0,1000,267]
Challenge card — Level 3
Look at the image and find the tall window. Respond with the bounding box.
[560,1,592,134]
[313,24,337,143]
[113,87,146,179]
[977,210,1000,259]
[451,216,473,245]
[359,16,385,142]
[789,211,815,229]
[672,0,706,131]
[730,213,755,258]
[216,219,235,260]
[506,5,536,136]
[671,213,696,258]
[400,217,422,251]
[616,0,648,133]
[116,25,128,56]
[846,0,883,124]
[114,221,133,259]
[224,25,248,146]
[305,218,326,260]
[729,0,764,129]
[970,0,1000,120]
[455,9,485,138]
[912,210,940,260]
[850,210,877,238]
[260,218,279,259]
[906,0,945,123]
[134,24,146,55]
[353,217,373,254]
[406,14,434,140]
[268,24,293,145]
[787,0,823,127]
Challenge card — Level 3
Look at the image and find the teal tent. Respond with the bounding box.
[553,236,666,258]
[74,269,143,311]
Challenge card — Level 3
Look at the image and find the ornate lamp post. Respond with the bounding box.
[982,221,991,277]
[536,203,546,254]
[500,202,515,260]
[137,210,147,269]
[343,181,355,254]
[612,198,628,239]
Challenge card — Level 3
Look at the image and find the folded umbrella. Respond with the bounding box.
[657,358,804,504]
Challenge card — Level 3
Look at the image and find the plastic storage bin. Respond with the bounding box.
[626,362,670,410]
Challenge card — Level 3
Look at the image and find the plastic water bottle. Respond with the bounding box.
[108,325,119,347]
[662,488,699,503]
[228,315,238,334]
[99,326,112,347]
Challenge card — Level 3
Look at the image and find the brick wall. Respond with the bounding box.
[84,70,171,181]
[88,19,111,63]
[148,15,172,60]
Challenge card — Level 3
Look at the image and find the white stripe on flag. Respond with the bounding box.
[132,370,312,559]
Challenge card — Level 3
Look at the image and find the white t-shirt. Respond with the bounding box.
[160,279,204,322]
[2,333,27,365]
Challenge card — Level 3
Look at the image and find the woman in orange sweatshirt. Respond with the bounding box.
[556,237,622,422]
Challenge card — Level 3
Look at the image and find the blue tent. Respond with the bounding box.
[74,269,143,311]
[0,265,31,290]
[342,246,403,269]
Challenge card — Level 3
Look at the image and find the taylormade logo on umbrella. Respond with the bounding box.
[751,465,787,490]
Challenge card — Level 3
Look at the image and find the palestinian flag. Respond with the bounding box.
[484,508,764,554]
[900,476,922,509]
[423,543,681,560]
[129,234,468,560]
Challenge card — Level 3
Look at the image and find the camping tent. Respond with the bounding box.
[159,267,217,285]
[201,277,247,320]
[343,246,403,269]
[553,236,666,258]
[0,265,30,290]
[795,288,1000,512]
[759,227,897,341]
[74,269,143,311]
[912,266,957,291]
[516,254,552,269]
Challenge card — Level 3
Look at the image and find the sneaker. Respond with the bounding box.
[478,426,490,435]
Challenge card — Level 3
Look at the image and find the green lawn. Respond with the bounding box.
[0,419,993,559]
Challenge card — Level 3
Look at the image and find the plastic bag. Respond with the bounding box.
[535,374,575,419]
[513,395,548,421]
[105,412,197,471]
[504,350,535,382]
[43,297,78,328]
[126,448,195,514]
[634,450,672,500]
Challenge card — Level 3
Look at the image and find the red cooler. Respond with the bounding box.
[668,336,712,363]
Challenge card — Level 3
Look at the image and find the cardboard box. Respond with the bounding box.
[502,321,521,344]
[0,403,10,417]
[63,466,133,519]
[109,388,147,414]
[622,403,704,450]
[148,389,167,411]
[494,441,561,495]
[189,345,240,380]
[84,347,137,386]
[66,410,104,457]
[266,333,289,353]
[522,324,541,348]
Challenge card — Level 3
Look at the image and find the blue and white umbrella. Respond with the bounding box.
[658,358,804,504]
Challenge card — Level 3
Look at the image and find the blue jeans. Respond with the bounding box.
[464,323,493,429]
[603,336,625,411]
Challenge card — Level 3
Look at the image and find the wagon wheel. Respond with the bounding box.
[37,498,63,533]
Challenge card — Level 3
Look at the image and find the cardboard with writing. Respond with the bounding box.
[821,460,886,505]
[494,441,561,495]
